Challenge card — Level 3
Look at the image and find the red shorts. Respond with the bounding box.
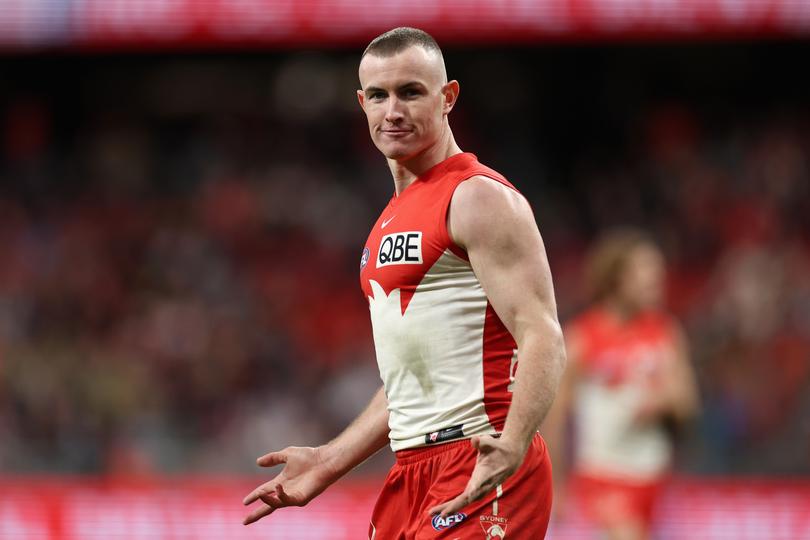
[369,433,552,539]
[573,473,665,529]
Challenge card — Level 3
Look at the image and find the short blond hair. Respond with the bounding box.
[362,27,442,60]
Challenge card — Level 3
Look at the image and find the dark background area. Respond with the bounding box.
[1,40,808,476]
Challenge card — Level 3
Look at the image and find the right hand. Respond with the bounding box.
[242,445,339,525]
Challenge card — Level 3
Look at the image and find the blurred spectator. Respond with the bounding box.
[0,47,808,475]
[543,230,700,540]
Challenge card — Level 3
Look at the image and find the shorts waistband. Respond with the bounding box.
[395,438,472,466]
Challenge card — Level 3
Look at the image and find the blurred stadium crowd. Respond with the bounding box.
[0,44,808,476]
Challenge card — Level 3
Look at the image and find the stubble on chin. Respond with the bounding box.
[374,139,409,160]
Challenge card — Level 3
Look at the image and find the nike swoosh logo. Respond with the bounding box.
[381,216,396,229]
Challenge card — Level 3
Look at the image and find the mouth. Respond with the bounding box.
[381,129,412,138]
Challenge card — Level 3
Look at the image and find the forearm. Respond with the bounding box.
[501,317,566,454]
[540,367,573,487]
[656,334,700,423]
[321,386,390,477]
[663,373,699,421]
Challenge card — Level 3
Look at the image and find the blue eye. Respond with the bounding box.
[400,87,424,100]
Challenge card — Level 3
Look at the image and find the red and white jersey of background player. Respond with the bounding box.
[359,153,519,452]
[568,307,679,481]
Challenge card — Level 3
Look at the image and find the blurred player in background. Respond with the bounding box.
[543,229,699,540]
[242,27,566,538]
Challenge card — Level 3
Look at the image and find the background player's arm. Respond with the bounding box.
[637,324,700,425]
[540,326,583,517]
[429,175,566,517]
[243,386,389,525]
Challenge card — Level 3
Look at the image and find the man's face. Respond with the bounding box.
[618,244,666,311]
[357,46,455,161]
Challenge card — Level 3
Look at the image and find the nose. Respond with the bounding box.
[384,96,405,124]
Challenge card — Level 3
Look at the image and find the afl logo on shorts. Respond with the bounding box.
[431,512,466,531]
[360,247,370,270]
[376,232,422,268]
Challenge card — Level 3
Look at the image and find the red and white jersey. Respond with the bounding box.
[360,153,518,451]
[567,307,679,481]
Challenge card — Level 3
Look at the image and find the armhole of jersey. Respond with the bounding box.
[439,173,521,262]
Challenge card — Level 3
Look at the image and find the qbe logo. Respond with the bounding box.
[431,512,466,531]
[376,231,422,268]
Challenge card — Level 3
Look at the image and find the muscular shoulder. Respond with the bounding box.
[448,175,533,251]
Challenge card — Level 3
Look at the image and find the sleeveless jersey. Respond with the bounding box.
[359,153,519,451]
[568,307,678,481]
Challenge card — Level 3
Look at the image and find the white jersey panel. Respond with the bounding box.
[574,380,672,480]
[368,249,497,451]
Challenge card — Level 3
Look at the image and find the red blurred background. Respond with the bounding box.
[1,2,809,538]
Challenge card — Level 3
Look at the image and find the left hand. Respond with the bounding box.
[427,435,526,518]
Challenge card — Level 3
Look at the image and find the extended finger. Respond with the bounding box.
[243,503,275,526]
[427,468,483,517]
[434,480,498,517]
[243,489,264,506]
[243,482,277,506]
[428,492,468,518]
[258,483,294,508]
[243,473,284,505]
[470,476,499,499]
[257,451,288,467]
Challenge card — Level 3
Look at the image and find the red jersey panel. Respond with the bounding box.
[360,153,519,451]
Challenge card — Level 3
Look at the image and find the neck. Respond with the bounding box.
[387,123,462,196]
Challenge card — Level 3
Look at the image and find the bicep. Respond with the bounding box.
[449,176,559,342]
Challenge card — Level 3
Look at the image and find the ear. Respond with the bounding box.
[442,80,460,115]
[357,89,365,111]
